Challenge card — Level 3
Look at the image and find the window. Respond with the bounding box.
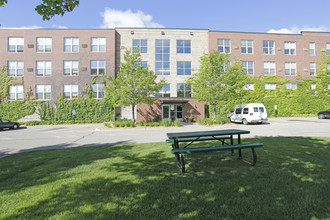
[177,83,191,97]
[177,61,191,75]
[64,85,78,99]
[235,108,242,114]
[8,37,24,52]
[139,61,148,68]
[243,108,249,114]
[91,60,105,75]
[91,37,106,52]
[8,61,24,76]
[311,83,316,90]
[309,42,315,56]
[285,62,296,76]
[242,61,254,75]
[263,40,275,55]
[155,40,170,75]
[327,43,330,56]
[36,61,51,76]
[284,41,296,55]
[132,39,148,53]
[286,83,297,90]
[64,61,79,76]
[37,37,52,52]
[265,83,276,90]
[243,83,254,90]
[64,37,79,52]
[264,62,276,75]
[36,85,51,100]
[310,63,316,76]
[241,40,253,54]
[8,85,23,100]
[328,83,330,90]
[155,84,170,97]
[217,39,231,53]
[177,40,191,54]
[92,84,105,99]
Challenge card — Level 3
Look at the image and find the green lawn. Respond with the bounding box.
[0,137,329,219]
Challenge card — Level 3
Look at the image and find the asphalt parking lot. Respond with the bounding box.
[0,117,329,158]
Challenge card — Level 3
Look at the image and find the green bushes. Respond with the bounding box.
[21,120,103,126]
[38,94,114,122]
[104,119,182,128]
[197,116,229,125]
[0,101,35,121]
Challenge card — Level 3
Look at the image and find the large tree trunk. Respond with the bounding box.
[132,104,136,123]
[213,102,217,118]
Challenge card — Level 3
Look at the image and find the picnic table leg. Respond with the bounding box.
[180,155,185,173]
[173,139,181,167]
[238,134,242,159]
[230,135,234,155]
[251,148,257,166]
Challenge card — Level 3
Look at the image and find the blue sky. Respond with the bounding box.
[1,0,330,34]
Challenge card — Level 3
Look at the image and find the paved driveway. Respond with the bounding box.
[0,117,329,158]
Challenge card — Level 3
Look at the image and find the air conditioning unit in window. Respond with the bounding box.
[304,68,308,72]
[303,48,308,52]
[277,47,281,51]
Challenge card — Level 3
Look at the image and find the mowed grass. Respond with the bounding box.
[0,137,329,219]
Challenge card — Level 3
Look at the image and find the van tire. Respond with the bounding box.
[242,118,248,125]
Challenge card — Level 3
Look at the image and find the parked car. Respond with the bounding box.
[318,109,330,119]
[0,118,20,130]
[227,103,268,125]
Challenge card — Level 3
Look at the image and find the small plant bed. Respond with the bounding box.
[104,119,182,128]
[0,137,329,219]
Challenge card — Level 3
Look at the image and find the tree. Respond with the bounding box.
[103,48,166,123]
[0,65,11,102]
[0,0,79,20]
[188,50,249,118]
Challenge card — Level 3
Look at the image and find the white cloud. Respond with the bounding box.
[268,26,330,34]
[52,24,68,29]
[4,25,43,29]
[100,8,164,28]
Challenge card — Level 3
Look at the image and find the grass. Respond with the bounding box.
[0,137,329,219]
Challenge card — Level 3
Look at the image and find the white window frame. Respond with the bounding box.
[8,61,24,77]
[64,61,79,76]
[64,84,78,99]
[310,63,316,76]
[311,83,316,90]
[243,83,254,90]
[155,39,170,75]
[177,61,191,75]
[327,43,330,56]
[286,83,297,90]
[177,83,192,97]
[265,83,276,90]
[285,62,297,76]
[37,37,52,52]
[133,39,148,53]
[264,62,276,76]
[8,85,23,101]
[36,85,51,100]
[91,60,105,75]
[64,37,79,52]
[284,41,296,55]
[156,84,171,97]
[217,39,231,54]
[92,84,105,99]
[263,40,275,55]
[241,40,253,54]
[91,37,106,52]
[242,61,254,75]
[176,40,191,54]
[36,61,52,76]
[309,42,315,56]
[8,37,24,53]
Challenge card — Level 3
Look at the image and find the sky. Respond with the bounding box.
[1,0,330,34]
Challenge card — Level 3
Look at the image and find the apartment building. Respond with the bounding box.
[0,29,116,102]
[115,28,208,122]
[1,28,329,122]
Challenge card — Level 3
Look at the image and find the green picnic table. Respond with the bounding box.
[166,129,263,173]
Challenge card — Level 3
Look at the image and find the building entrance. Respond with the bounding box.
[162,104,183,121]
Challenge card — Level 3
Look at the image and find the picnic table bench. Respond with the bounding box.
[166,129,263,173]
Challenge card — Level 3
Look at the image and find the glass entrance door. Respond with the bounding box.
[162,104,183,121]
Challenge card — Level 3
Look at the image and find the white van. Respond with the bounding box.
[227,103,267,125]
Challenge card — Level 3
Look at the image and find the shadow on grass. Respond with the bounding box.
[0,137,329,219]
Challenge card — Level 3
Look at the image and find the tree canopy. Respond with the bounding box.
[103,48,166,122]
[187,50,249,118]
[0,0,79,20]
